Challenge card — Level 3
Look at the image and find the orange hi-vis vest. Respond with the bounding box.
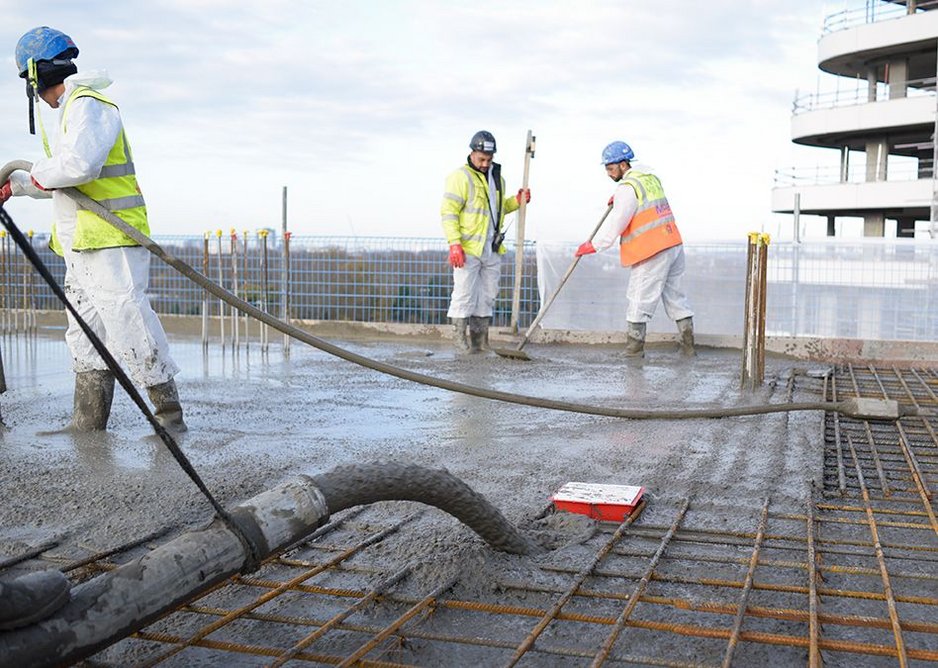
[617,170,682,267]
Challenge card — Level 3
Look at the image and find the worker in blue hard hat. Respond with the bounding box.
[1,27,186,432]
[575,140,695,359]
[441,130,531,353]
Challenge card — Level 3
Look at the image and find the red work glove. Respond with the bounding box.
[607,195,614,207]
[448,243,466,268]
[31,176,49,191]
[0,181,11,205]
[516,188,531,205]
[575,241,596,257]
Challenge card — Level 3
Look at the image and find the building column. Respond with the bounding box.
[865,138,888,181]
[826,216,836,237]
[864,213,885,237]
[867,66,878,102]
[888,58,908,99]
[840,146,850,182]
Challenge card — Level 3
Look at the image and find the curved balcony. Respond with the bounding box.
[819,7,938,80]
[772,161,932,216]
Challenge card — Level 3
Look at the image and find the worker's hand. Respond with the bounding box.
[30,176,49,191]
[448,243,466,268]
[575,241,596,257]
[0,181,11,205]
[607,195,614,207]
[516,188,531,205]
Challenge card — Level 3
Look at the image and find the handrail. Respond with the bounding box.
[793,76,936,115]
[822,2,923,34]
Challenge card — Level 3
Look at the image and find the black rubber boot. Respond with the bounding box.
[147,379,188,433]
[70,370,115,431]
[468,316,485,354]
[0,570,70,630]
[468,316,492,352]
[451,317,471,354]
[624,322,646,358]
[676,317,696,356]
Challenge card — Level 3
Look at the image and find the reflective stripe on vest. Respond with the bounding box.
[49,86,150,256]
[618,170,682,267]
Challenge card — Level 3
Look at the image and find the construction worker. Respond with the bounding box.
[0,27,186,432]
[575,140,694,358]
[441,130,530,353]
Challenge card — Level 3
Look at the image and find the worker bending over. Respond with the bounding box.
[0,27,186,432]
[576,140,694,358]
[441,130,530,353]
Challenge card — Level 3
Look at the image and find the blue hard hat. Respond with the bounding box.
[15,26,78,77]
[601,141,634,165]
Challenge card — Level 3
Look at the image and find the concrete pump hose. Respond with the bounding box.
[0,160,907,423]
[311,462,533,554]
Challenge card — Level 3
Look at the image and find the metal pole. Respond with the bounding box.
[26,230,35,333]
[756,234,769,385]
[793,193,801,243]
[215,230,225,349]
[510,130,535,334]
[283,231,291,354]
[0,231,6,334]
[931,39,938,238]
[201,232,209,350]
[261,229,269,353]
[243,229,250,348]
[281,186,290,352]
[230,229,239,350]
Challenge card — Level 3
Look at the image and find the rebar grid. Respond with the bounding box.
[78,364,938,666]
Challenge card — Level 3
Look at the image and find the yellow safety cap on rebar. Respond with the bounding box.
[748,232,759,243]
[27,230,34,237]
[215,229,222,237]
[259,229,268,238]
[203,231,209,239]
[760,233,771,245]
[0,230,6,238]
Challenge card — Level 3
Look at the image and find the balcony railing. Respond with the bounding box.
[792,76,936,114]
[822,1,931,34]
[774,160,932,186]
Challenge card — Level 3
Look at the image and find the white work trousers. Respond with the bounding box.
[63,244,180,388]
[446,252,501,319]
[626,245,694,324]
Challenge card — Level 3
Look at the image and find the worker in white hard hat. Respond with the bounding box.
[441,130,531,353]
[575,140,694,359]
[0,27,186,432]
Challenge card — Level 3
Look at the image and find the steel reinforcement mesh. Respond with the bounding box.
[55,364,936,667]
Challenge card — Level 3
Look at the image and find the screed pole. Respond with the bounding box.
[510,130,535,334]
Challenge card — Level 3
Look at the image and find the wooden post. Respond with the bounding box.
[509,130,535,334]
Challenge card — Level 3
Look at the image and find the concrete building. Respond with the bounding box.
[773,0,938,238]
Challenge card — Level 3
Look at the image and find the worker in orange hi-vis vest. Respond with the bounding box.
[575,140,694,359]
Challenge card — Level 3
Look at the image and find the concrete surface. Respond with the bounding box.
[0,328,830,664]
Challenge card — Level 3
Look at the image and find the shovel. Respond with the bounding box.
[494,203,614,360]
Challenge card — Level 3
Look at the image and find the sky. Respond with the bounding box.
[0,1,844,243]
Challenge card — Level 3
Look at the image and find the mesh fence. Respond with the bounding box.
[4,234,938,342]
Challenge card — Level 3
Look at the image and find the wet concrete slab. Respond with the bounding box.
[0,329,822,561]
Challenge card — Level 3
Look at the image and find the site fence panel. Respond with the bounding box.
[7,235,938,343]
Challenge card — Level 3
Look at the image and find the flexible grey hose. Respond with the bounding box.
[312,462,533,554]
[0,160,905,422]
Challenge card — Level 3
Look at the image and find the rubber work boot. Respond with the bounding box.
[468,316,491,353]
[624,322,646,358]
[70,370,115,431]
[0,570,71,630]
[147,379,188,433]
[676,316,696,356]
[451,317,471,354]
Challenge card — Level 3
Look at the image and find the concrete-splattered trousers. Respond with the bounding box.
[61,236,180,389]
[626,244,694,324]
[446,251,501,319]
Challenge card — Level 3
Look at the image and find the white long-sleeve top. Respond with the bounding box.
[10,71,124,237]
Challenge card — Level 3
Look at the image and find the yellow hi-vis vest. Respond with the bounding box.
[49,86,149,256]
[440,164,519,257]
[618,170,682,267]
